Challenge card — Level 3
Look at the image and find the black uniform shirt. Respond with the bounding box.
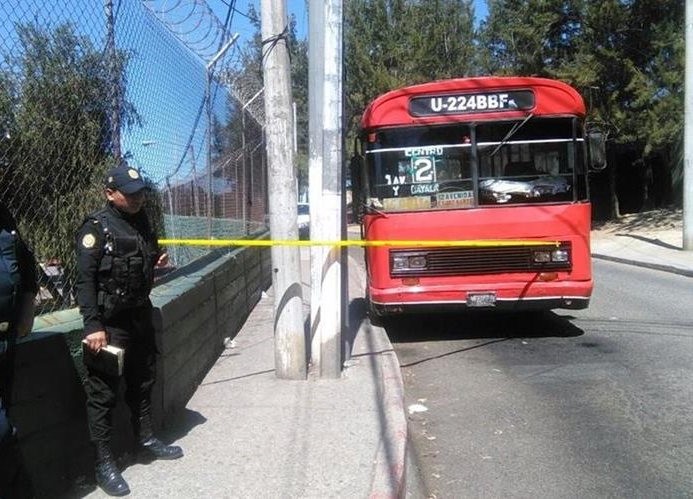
[0,202,38,295]
[75,203,159,336]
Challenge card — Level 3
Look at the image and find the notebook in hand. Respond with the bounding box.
[81,340,124,376]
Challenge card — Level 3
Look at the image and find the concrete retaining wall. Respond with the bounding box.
[9,243,272,497]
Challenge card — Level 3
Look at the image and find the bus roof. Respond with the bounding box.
[360,76,586,130]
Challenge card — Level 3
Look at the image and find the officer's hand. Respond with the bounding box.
[156,252,169,268]
[85,331,107,353]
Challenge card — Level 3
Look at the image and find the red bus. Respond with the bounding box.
[351,76,606,317]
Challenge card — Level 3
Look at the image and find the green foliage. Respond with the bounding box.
[410,0,476,80]
[476,0,683,206]
[225,6,308,190]
[479,0,589,77]
[221,0,684,209]
[344,0,476,148]
[291,36,309,185]
[0,21,140,308]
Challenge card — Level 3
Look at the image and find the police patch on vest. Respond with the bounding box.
[82,233,96,248]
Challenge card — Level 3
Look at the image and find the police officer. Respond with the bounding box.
[0,201,37,498]
[75,162,182,497]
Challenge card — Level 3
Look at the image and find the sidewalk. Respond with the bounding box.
[591,228,693,277]
[82,247,408,498]
[81,224,692,499]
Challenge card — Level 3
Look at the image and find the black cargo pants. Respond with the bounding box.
[1,335,34,498]
[84,304,157,443]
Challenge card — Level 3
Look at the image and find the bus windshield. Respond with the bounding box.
[364,117,586,212]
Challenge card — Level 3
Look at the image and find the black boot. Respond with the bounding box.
[140,436,184,460]
[136,414,183,461]
[95,441,130,496]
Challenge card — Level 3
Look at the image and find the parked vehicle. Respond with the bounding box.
[350,76,606,318]
[297,203,310,239]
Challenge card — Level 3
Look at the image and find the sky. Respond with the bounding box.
[0,0,490,188]
[131,0,490,184]
[208,0,489,48]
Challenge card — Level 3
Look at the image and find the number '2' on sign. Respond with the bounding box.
[384,156,434,186]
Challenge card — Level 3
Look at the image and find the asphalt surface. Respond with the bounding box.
[396,261,693,498]
[76,224,691,498]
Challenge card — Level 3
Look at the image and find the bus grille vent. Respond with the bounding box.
[389,242,572,278]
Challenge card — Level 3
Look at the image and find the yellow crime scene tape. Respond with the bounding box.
[158,238,560,248]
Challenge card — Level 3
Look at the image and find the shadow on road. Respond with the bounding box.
[381,307,585,344]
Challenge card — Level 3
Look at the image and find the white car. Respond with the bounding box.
[297,203,310,239]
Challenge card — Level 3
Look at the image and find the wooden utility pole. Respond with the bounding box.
[261,0,306,379]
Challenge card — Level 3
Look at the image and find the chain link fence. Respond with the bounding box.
[0,0,267,315]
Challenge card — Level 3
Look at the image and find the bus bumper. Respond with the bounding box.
[369,280,593,314]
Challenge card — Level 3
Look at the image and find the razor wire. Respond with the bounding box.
[0,0,268,316]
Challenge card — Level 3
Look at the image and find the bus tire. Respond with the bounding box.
[366,293,386,327]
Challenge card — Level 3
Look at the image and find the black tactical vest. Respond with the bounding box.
[90,208,158,317]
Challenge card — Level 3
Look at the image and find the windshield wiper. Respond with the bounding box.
[489,113,533,158]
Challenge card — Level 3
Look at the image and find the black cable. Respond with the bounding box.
[217,0,259,24]
[261,24,290,64]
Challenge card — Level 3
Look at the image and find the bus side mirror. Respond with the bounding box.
[349,154,365,223]
[587,130,607,170]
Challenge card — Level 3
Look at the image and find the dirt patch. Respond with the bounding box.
[592,208,682,234]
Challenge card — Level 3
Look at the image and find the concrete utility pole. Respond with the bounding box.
[684,0,693,250]
[261,0,306,379]
[308,0,325,372]
[310,0,344,378]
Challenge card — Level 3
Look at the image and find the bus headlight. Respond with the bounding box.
[532,248,570,263]
[532,250,551,263]
[392,254,428,271]
[551,249,569,262]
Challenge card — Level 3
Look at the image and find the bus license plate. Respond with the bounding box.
[467,292,496,307]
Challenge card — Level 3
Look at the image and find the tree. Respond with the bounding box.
[344,0,476,147]
[478,0,587,77]
[291,36,309,194]
[409,0,476,81]
[222,5,308,194]
[624,0,684,206]
[477,0,684,216]
[0,22,139,309]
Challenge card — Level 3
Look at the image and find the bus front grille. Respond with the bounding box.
[389,242,572,278]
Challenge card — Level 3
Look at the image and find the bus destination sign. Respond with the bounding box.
[409,90,535,116]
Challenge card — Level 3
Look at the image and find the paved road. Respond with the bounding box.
[387,260,693,498]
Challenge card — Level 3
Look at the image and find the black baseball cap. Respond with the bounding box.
[105,162,146,194]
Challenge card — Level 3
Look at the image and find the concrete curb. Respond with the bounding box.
[350,251,408,498]
[592,253,693,278]
[367,321,408,499]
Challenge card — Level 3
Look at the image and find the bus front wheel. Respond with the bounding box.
[366,292,386,327]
